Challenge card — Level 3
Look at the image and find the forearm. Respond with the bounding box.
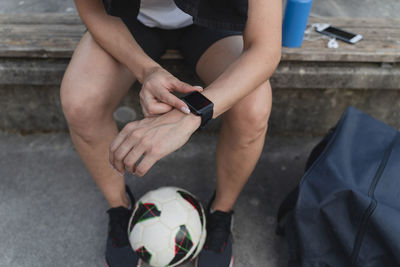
[74,0,160,83]
[202,45,281,118]
[201,0,281,118]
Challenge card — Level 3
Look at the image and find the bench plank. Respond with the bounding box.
[0,13,83,25]
[283,18,400,63]
[0,14,399,63]
[1,14,399,134]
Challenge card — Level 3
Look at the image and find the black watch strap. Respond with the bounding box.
[199,103,214,128]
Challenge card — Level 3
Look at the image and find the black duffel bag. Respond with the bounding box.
[277,107,400,267]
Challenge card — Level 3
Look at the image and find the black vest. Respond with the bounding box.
[102,0,248,31]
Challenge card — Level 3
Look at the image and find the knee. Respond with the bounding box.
[61,85,108,144]
[224,84,271,147]
[233,104,270,146]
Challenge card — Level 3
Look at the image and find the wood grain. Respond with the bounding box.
[282,18,400,62]
[0,14,399,62]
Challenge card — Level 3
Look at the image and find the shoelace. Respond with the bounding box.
[107,207,132,248]
[204,211,233,252]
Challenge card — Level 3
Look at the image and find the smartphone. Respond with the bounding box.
[315,24,363,44]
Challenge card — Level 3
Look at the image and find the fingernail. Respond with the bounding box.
[110,164,124,177]
[194,85,203,91]
[181,107,190,114]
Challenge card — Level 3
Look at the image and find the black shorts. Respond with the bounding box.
[121,16,242,70]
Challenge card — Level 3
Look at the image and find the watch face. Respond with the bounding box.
[184,92,212,111]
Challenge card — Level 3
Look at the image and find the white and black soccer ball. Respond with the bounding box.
[128,187,206,267]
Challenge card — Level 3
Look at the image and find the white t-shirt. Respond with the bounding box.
[137,0,193,29]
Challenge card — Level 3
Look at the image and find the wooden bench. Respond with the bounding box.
[1,13,399,134]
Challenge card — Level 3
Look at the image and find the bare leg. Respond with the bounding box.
[213,82,271,212]
[61,32,136,208]
[196,36,272,212]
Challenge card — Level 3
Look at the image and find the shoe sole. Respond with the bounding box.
[106,259,142,267]
[194,255,234,267]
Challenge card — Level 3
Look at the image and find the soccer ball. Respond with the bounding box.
[128,187,207,267]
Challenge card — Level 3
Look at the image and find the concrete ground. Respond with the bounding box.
[0,132,319,267]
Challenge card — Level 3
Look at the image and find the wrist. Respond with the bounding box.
[168,108,201,131]
[141,65,163,83]
[201,90,217,119]
[185,113,202,130]
[133,63,162,84]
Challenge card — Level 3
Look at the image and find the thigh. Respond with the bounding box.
[179,25,242,73]
[61,31,136,115]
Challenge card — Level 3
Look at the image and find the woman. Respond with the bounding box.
[60,0,281,266]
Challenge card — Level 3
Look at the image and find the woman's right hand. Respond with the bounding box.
[140,67,203,117]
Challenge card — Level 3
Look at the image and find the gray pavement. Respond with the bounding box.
[0,132,319,267]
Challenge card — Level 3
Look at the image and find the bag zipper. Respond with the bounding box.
[350,133,399,266]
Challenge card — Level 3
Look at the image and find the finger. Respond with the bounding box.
[173,80,203,93]
[134,155,158,177]
[141,106,150,118]
[142,105,157,118]
[109,123,138,167]
[146,102,173,116]
[140,94,158,117]
[113,134,141,173]
[123,145,146,173]
[160,92,191,114]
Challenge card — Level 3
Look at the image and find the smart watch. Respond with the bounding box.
[181,91,214,128]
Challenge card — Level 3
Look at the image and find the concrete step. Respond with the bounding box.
[1,14,399,134]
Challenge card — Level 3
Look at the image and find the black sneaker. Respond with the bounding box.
[196,196,234,267]
[105,185,141,267]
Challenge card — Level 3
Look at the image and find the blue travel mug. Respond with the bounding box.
[282,0,313,48]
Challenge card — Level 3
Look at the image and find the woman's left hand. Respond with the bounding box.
[109,109,201,176]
